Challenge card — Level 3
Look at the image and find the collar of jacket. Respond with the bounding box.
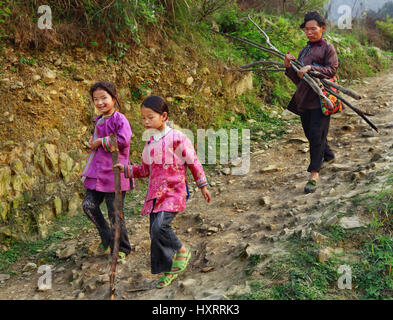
[152,126,172,142]
[95,111,116,123]
[308,37,325,47]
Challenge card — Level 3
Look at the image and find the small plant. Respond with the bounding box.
[244,254,262,276]
[0,0,10,43]
[129,80,151,101]
[19,56,37,66]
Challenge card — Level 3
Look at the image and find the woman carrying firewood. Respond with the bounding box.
[284,11,338,193]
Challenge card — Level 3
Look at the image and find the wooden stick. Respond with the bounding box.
[247,14,280,53]
[309,70,363,100]
[238,67,286,72]
[323,86,379,133]
[109,133,123,300]
[240,60,285,68]
[210,29,282,58]
[321,82,373,116]
[320,78,362,100]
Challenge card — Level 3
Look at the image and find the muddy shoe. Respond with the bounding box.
[304,179,318,194]
[89,242,110,256]
[98,244,110,255]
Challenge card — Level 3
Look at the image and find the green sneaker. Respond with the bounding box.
[108,251,127,264]
[304,179,318,194]
[118,252,126,263]
[156,273,178,289]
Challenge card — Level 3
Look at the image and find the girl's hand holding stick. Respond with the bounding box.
[113,163,124,172]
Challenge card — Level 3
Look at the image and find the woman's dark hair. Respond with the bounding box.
[141,95,169,116]
[300,11,326,29]
[90,81,121,111]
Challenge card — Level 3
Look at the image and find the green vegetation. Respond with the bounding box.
[218,94,288,139]
[19,56,37,66]
[353,235,393,299]
[0,0,9,54]
[376,15,393,47]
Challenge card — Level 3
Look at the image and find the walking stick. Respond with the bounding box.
[109,133,123,300]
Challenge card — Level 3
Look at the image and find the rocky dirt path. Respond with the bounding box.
[0,70,392,300]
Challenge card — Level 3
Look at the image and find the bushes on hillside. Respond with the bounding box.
[376,15,393,47]
[3,0,171,51]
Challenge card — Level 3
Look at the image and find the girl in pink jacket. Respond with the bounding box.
[115,95,211,289]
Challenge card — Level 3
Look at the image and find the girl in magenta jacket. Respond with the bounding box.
[115,95,211,289]
[81,81,132,259]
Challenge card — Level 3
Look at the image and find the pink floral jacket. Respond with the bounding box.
[124,128,208,216]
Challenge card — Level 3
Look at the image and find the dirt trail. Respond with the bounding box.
[1,70,392,300]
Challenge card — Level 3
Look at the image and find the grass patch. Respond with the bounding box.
[352,235,393,299]
[235,239,345,300]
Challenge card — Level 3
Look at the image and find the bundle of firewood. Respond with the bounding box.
[212,15,379,133]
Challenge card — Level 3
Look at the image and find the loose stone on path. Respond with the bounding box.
[339,216,364,229]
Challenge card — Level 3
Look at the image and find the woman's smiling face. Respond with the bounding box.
[303,19,325,42]
[92,89,116,115]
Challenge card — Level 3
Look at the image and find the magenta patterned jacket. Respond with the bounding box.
[81,111,132,192]
[124,128,208,216]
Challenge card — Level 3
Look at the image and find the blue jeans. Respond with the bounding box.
[149,211,182,274]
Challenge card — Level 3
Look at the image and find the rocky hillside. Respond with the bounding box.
[0,40,255,240]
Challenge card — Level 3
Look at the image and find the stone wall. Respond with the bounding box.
[0,140,85,240]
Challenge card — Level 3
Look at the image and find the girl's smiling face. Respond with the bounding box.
[92,89,116,115]
[141,105,167,131]
[303,19,325,42]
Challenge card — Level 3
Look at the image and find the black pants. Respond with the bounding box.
[300,108,334,172]
[149,211,182,274]
[82,189,131,255]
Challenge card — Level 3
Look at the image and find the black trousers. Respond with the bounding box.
[149,211,182,274]
[82,189,131,255]
[300,108,334,173]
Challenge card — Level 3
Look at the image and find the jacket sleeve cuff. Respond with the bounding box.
[102,136,111,152]
[196,177,208,188]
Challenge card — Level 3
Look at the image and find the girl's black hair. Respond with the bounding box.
[300,11,326,29]
[90,81,121,111]
[141,95,169,116]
